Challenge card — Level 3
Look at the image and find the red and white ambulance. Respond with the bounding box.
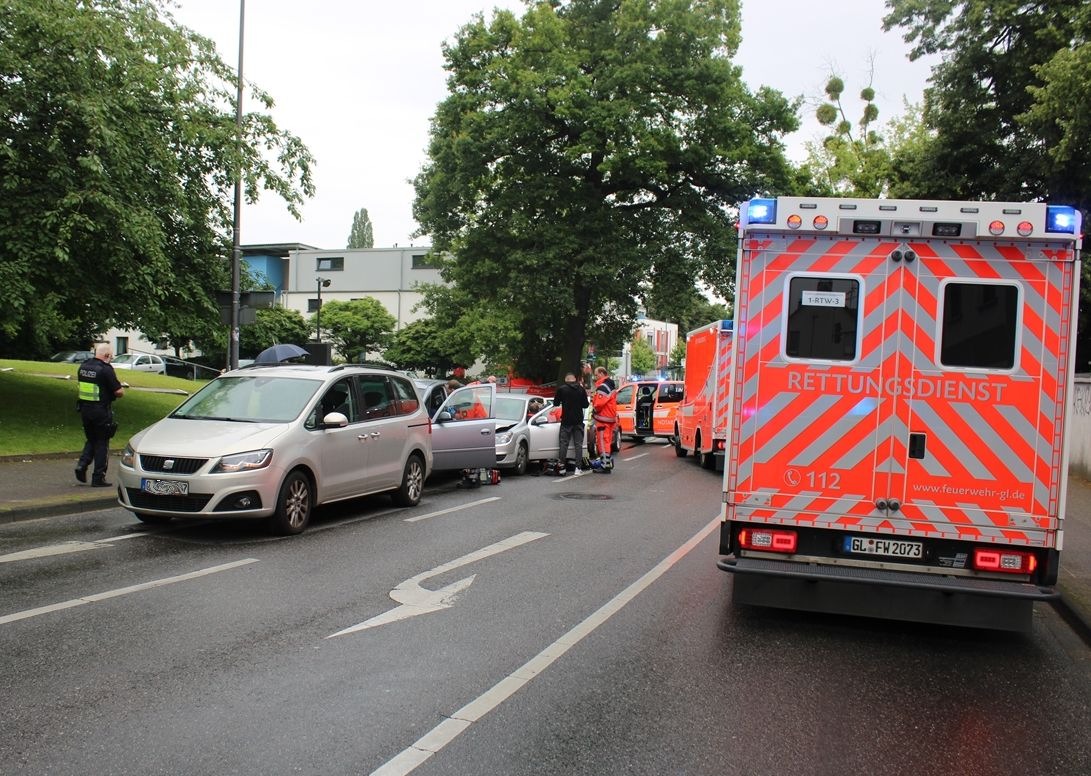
[675,320,733,469]
[718,196,1083,630]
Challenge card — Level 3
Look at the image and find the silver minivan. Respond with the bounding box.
[116,365,495,534]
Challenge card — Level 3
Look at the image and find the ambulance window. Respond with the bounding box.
[940,283,1019,369]
[785,277,860,361]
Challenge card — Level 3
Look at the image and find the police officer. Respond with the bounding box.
[75,343,125,487]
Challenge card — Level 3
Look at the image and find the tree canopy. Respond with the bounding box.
[240,307,311,359]
[347,207,374,249]
[0,0,314,357]
[314,298,397,363]
[413,0,798,381]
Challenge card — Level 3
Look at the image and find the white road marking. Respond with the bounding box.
[369,516,720,776]
[0,541,106,564]
[623,452,649,462]
[0,558,260,626]
[404,497,501,523]
[328,531,548,638]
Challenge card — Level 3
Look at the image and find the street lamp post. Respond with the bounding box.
[229,0,246,371]
[315,277,331,342]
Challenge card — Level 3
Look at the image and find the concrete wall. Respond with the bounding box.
[1071,374,1091,480]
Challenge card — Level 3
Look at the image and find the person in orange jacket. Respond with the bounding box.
[590,366,617,473]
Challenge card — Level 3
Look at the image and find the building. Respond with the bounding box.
[279,246,441,330]
[101,243,440,359]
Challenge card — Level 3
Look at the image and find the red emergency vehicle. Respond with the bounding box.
[615,380,684,443]
[674,320,733,469]
[718,196,1083,631]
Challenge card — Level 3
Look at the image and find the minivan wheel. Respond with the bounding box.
[674,429,688,457]
[393,454,425,507]
[269,470,312,535]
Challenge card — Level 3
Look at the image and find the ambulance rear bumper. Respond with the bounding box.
[718,556,1058,601]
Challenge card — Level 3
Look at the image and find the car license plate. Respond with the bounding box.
[141,478,189,496]
[843,536,923,559]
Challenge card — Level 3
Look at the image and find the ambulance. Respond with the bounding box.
[674,320,733,469]
[718,196,1083,631]
[615,379,684,443]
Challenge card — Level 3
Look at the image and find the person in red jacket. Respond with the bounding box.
[590,366,617,473]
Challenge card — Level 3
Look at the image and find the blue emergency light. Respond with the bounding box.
[1045,205,1078,234]
[746,198,777,225]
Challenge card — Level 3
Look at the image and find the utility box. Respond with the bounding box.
[303,343,332,366]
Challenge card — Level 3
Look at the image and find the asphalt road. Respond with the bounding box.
[1,443,1089,776]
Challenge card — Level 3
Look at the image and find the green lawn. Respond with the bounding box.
[0,360,208,457]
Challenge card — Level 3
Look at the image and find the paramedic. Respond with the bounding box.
[591,366,617,472]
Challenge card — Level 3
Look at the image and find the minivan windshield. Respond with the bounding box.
[171,375,323,423]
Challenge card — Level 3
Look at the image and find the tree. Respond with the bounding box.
[312,298,396,362]
[240,307,311,358]
[383,316,480,376]
[883,0,1091,370]
[668,339,686,367]
[413,0,799,382]
[629,337,657,376]
[0,0,315,357]
[806,68,891,197]
[347,207,374,249]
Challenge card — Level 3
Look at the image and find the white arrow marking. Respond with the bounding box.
[327,530,548,638]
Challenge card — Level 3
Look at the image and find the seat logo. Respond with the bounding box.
[164,459,175,470]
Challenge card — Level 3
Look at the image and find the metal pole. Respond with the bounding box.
[229,0,246,371]
[316,277,322,342]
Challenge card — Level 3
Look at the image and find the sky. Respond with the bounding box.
[167,0,937,251]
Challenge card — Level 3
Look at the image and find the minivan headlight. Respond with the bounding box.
[211,449,273,473]
[121,444,135,468]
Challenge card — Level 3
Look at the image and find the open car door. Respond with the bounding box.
[431,384,498,470]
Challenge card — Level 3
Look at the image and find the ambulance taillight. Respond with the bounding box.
[738,528,797,554]
[972,548,1038,575]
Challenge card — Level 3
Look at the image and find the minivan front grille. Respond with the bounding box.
[140,455,208,475]
[126,489,213,512]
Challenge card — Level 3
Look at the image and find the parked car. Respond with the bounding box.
[111,353,166,374]
[490,393,549,475]
[116,364,495,535]
[615,379,684,443]
[49,350,94,363]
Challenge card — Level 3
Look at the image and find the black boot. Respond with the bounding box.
[75,467,87,483]
[91,478,112,488]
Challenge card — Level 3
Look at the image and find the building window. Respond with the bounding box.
[411,253,434,269]
[316,256,344,272]
[116,336,128,355]
[307,298,320,313]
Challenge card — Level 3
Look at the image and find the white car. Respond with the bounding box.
[111,353,166,373]
[116,365,496,534]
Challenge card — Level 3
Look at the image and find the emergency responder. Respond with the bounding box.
[590,366,617,473]
[75,343,125,487]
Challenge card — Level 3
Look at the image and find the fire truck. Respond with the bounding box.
[674,320,733,469]
[718,196,1083,631]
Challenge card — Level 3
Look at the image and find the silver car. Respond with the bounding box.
[116,365,493,535]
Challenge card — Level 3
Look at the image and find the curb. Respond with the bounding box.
[0,495,119,524]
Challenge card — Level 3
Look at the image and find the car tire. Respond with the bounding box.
[632,436,646,445]
[134,512,172,526]
[512,443,528,476]
[269,470,312,535]
[392,453,425,507]
[674,429,688,458]
[701,447,717,470]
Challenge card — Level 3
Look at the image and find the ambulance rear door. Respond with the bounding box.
[889,221,1078,549]
[729,226,899,526]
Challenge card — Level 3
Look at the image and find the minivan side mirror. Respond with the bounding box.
[321,411,349,428]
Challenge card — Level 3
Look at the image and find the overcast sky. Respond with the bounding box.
[167,0,936,250]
